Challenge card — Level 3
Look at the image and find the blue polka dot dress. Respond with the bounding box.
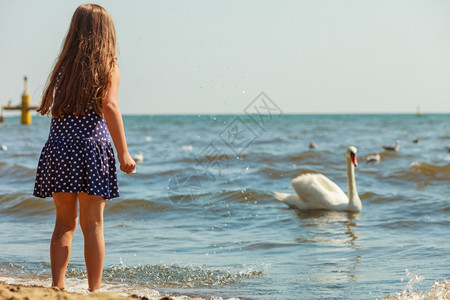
[33,110,119,200]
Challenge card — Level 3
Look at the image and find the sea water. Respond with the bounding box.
[0,113,449,299]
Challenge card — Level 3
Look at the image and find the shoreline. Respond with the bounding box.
[0,281,174,300]
[2,278,450,300]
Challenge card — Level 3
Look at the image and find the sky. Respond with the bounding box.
[1,0,450,115]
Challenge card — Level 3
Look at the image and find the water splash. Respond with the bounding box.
[383,270,450,300]
[401,269,425,296]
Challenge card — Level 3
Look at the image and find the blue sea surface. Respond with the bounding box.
[0,113,449,299]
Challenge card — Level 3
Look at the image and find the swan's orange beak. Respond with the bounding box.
[351,153,358,167]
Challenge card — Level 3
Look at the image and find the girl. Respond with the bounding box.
[33,4,135,292]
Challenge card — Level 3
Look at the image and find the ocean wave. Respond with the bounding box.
[101,263,263,288]
[0,163,35,180]
[177,153,248,165]
[164,188,274,211]
[257,167,317,179]
[409,162,450,178]
[382,274,449,300]
[381,162,450,183]
[131,167,216,183]
[9,152,38,158]
[1,189,273,218]
[377,219,449,230]
[282,151,326,162]
[0,263,257,299]
[241,242,298,251]
[214,189,272,204]
[106,199,174,215]
[365,194,406,204]
[277,150,338,164]
[252,136,283,145]
[0,193,54,218]
[0,195,179,218]
[359,191,378,200]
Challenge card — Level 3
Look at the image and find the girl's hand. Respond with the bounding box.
[118,152,136,174]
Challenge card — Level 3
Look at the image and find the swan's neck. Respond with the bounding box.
[346,157,361,212]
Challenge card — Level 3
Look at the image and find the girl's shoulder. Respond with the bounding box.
[111,64,120,82]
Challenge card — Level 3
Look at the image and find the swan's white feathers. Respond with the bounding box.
[274,146,361,212]
[290,174,348,210]
[273,191,302,208]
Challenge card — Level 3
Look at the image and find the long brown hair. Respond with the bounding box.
[38,4,117,117]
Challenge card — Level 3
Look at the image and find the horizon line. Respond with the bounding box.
[2,111,449,118]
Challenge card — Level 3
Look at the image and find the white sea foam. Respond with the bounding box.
[381,270,450,300]
[181,145,193,151]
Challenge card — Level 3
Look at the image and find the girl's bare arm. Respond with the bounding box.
[102,66,136,174]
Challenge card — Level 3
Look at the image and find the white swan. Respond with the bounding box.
[274,146,361,212]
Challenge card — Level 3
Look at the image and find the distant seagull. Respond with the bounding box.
[365,153,381,164]
[309,141,318,149]
[133,151,144,163]
[413,138,420,143]
[1,145,7,151]
[145,136,152,142]
[382,140,400,152]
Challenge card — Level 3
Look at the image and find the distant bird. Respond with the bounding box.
[145,136,152,142]
[1,145,7,151]
[133,151,144,163]
[447,147,450,153]
[309,141,318,149]
[365,153,381,164]
[274,146,361,212]
[382,140,400,152]
[413,138,420,143]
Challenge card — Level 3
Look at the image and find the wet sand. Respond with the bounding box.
[0,281,174,300]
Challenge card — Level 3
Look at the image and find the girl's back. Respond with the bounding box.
[48,110,110,143]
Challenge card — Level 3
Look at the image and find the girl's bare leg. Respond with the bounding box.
[78,192,106,292]
[51,192,78,289]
